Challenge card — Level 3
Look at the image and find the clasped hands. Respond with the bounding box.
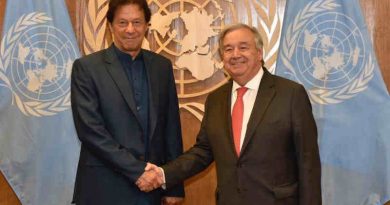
[136,163,182,205]
[136,162,164,192]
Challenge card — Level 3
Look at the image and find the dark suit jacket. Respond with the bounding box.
[162,68,321,205]
[71,45,184,205]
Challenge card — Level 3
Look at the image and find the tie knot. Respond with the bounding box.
[236,87,248,98]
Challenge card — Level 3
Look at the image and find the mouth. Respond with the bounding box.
[125,37,137,40]
[229,59,246,66]
[123,35,139,39]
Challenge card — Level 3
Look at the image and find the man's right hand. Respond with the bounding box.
[135,162,164,192]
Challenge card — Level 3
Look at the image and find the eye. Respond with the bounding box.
[224,47,233,53]
[239,46,249,51]
[132,20,142,27]
[118,20,128,27]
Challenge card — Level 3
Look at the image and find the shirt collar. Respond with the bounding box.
[113,44,143,63]
[232,67,264,93]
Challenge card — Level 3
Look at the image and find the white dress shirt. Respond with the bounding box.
[231,68,264,150]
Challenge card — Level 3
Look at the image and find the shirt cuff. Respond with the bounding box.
[159,167,167,190]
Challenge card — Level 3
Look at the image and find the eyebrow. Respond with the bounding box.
[116,17,143,21]
[224,42,250,47]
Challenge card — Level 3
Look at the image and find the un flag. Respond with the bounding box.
[0,0,80,204]
[276,0,390,204]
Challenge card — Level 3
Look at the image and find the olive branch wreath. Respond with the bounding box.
[250,0,281,73]
[82,0,110,55]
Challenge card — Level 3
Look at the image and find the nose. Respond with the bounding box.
[125,23,135,33]
[232,47,241,58]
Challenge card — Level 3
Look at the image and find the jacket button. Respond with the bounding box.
[139,156,145,161]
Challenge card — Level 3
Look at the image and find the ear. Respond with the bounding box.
[108,23,113,33]
[257,48,263,62]
[144,27,150,38]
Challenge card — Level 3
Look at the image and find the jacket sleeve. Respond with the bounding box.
[162,94,214,189]
[291,85,322,205]
[71,59,146,182]
[161,60,185,197]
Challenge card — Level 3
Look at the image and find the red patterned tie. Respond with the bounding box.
[232,87,248,156]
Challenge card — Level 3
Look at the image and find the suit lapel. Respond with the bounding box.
[104,45,142,124]
[223,81,240,160]
[143,51,158,141]
[240,68,276,155]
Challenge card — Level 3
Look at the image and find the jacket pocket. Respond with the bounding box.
[272,182,298,199]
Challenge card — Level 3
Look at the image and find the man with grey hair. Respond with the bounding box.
[137,23,322,205]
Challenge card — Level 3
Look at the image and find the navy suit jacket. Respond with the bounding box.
[162,68,321,205]
[71,45,184,205]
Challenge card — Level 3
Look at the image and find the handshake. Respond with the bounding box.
[136,162,165,192]
[135,163,184,204]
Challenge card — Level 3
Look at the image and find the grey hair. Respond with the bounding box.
[218,23,265,66]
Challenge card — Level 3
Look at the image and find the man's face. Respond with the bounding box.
[222,28,263,85]
[109,4,149,57]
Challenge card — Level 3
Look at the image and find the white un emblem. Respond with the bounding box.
[296,12,365,89]
[280,0,374,104]
[0,12,78,116]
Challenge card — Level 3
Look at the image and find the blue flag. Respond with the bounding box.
[0,0,80,204]
[276,0,390,204]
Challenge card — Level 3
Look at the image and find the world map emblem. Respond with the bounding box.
[81,0,282,120]
[280,0,374,104]
[0,12,78,116]
[145,0,230,120]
